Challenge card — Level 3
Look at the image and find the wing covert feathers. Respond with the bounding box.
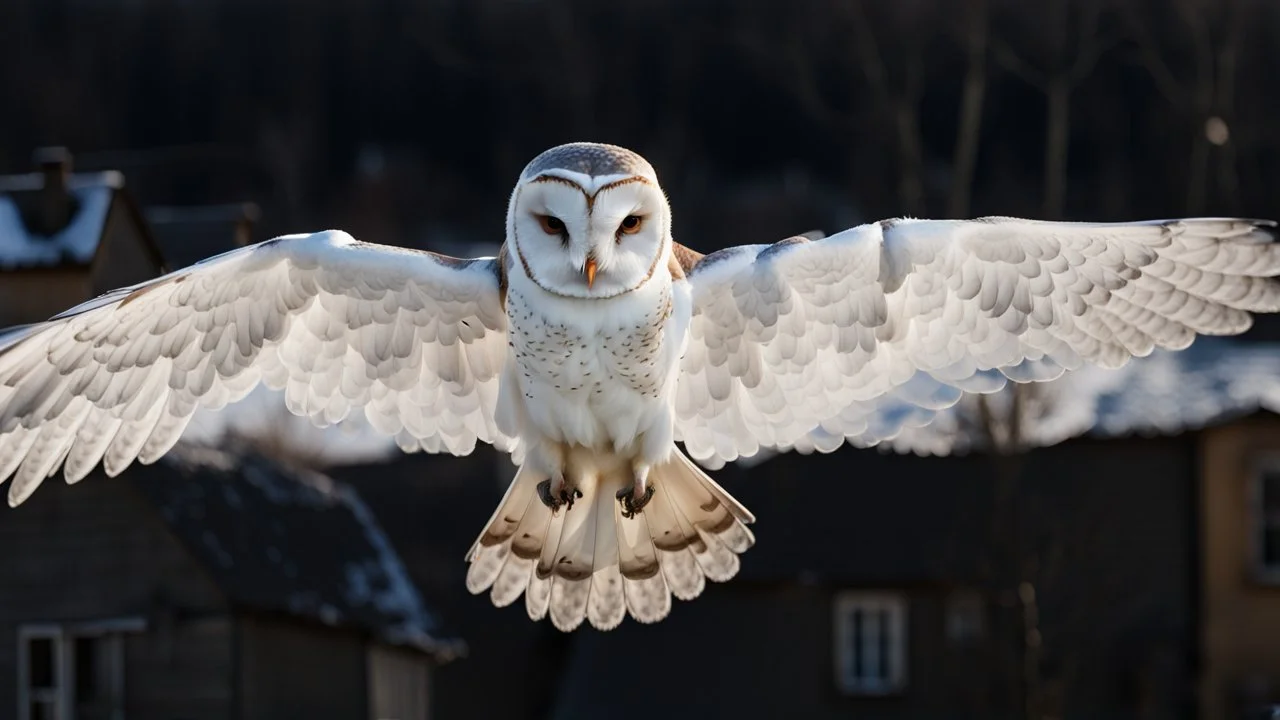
[675,217,1280,466]
[0,231,511,505]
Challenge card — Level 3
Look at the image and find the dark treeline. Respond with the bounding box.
[2,0,1278,252]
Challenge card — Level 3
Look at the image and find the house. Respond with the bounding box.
[0,148,462,720]
[145,202,260,269]
[1200,415,1280,720]
[331,336,1280,720]
[0,147,165,326]
[337,435,1196,719]
[0,442,460,720]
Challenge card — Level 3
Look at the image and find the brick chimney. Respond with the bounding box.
[31,146,75,236]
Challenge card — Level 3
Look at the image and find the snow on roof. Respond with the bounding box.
[182,385,397,466]
[730,338,1280,468]
[0,171,121,269]
[137,443,464,661]
[882,338,1280,456]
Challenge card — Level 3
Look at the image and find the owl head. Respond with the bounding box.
[506,143,672,299]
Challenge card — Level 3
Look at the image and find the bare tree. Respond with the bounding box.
[948,0,990,218]
[992,0,1112,219]
[1126,0,1249,214]
[732,0,932,216]
[843,0,930,216]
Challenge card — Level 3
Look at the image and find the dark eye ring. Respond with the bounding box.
[536,214,566,235]
[618,215,643,235]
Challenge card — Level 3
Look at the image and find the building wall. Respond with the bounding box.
[0,270,91,325]
[341,436,1196,720]
[124,615,236,720]
[368,644,432,720]
[1200,416,1280,720]
[237,614,370,720]
[90,199,162,293]
[0,474,232,718]
[552,583,987,720]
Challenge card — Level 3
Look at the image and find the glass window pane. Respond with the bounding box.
[864,609,882,682]
[75,636,99,702]
[1264,471,1280,516]
[30,700,54,720]
[851,609,863,680]
[877,610,891,682]
[27,638,53,689]
[1265,528,1280,569]
[75,635,122,720]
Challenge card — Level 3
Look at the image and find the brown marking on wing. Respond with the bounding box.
[423,250,476,270]
[670,242,704,276]
[667,253,686,280]
[758,235,814,261]
[118,273,188,309]
[495,242,510,308]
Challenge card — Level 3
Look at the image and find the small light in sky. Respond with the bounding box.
[1205,116,1230,146]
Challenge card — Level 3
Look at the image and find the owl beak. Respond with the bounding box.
[583,256,598,289]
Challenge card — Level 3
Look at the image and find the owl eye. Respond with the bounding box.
[536,214,566,236]
[618,215,643,236]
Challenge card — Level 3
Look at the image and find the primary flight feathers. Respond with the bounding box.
[0,217,1273,506]
[0,141,1276,633]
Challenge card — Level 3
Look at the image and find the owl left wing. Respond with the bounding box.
[0,231,512,506]
[673,217,1280,467]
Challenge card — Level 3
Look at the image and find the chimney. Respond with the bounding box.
[32,146,74,236]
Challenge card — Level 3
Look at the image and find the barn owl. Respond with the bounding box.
[0,142,1277,631]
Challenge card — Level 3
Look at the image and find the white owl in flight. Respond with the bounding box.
[0,143,1277,631]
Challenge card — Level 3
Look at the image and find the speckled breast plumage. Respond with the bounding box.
[506,284,674,405]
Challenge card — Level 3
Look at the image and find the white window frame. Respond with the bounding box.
[17,618,144,720]
[833,591,908,696]
[1252,453,1280,584]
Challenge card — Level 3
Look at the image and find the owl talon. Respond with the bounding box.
[563,486,583,511]
[537,480,582,512]
[616,485,655,519]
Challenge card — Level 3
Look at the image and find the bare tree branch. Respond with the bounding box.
[844,0,928,215]
[948,0,989,218]
[991,37,1047,91]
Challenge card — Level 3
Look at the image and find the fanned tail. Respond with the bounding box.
[464,447,755,631]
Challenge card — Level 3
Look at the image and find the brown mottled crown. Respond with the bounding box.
[522,143,655,180]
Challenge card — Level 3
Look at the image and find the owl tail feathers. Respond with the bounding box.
[463,448,755,632]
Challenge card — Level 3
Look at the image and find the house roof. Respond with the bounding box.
[129,442,464,662]
[0,170,121,269]
[146,202,260,270]
[881,337,1280,455]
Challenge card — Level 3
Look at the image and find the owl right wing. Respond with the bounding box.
[0,230,512,506]
[673,217,1280,467]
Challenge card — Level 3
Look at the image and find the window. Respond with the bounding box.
[1254,455,1280,582]
[833,591,908,696]
[17,619,143,720]
[945,589,986,646]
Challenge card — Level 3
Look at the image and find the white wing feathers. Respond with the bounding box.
[675,217,1280,467]
[0,231,510,505]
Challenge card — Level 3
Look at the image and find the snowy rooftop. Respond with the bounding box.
[883,337,1280,456]
[132,443,464,661]
[182,385,398,466]
[0,170,122,269]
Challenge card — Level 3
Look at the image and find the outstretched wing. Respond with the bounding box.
[674,217,1280,467]
[0,230,511,505]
